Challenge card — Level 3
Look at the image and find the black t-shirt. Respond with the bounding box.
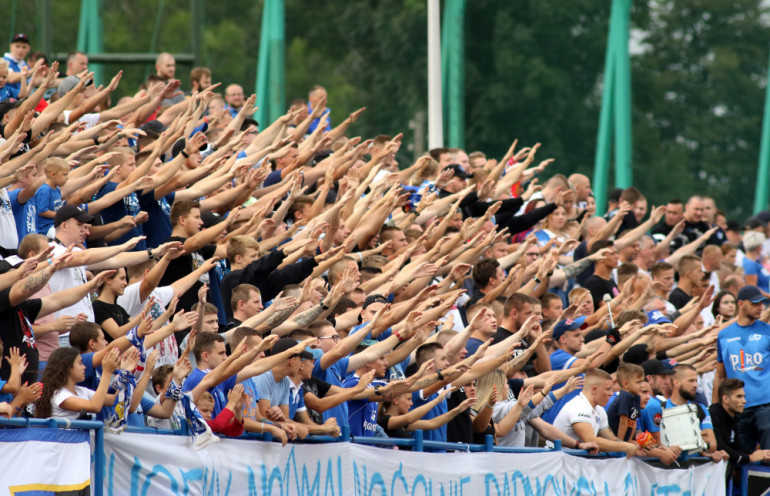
[0,287,41,384]
[302,376,333,425]
[492,326,537,377]
[93,299,131,343]
[606,390,641,442]
[572,241,594,287]
[377,413,412,440]
[668,287,692,310]
[583,275,618,311]
[446,388,473,444]
[159,236,216,313]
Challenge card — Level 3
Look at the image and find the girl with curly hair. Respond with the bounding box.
[34,347,118,419]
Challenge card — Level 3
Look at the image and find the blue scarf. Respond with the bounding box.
[166,380,218,450]
[105,369,135,433]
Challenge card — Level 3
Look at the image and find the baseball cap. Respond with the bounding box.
[54,204,94,227]
[0,99,24,120]
[552,316,586,341]
[200,211,224,229]
[442,164,472,179]
[737,285,768,303]
[641,359,675,377]
[304,347,323,361]
[757,210,770,224]
[744,216,766,231]
[646,310,672,326]
[11,34,30,44]
[139,119,167,138]
[363,294,388,309]
[58,75,93,98]
[271,338,313,360]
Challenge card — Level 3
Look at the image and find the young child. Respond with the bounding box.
[606,362,645,442]
[196,385,246,437]
[32,157,68,236]
[0,60,18,101]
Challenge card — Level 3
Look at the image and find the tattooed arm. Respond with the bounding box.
[8,259,58,307]
[38,271,115,318]
[268,303,328,337]
[254,304,299,335]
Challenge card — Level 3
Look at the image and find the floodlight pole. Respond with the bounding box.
[755,49,770,213]
[442,0,466,149]
[593,0,632,215]
[428,0,444,149]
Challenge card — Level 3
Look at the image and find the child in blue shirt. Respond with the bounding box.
[32,157,68,236]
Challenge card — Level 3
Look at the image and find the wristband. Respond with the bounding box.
[146,248,154,261]
[540,390,547,397]
[484,403,494,410]
[373,385,383,396]
[534,276,541,284]
[436,369,445,381]
[320,301,330,311]
[606,328,621,346]
[93,136,100,146]
[180,150,190,159]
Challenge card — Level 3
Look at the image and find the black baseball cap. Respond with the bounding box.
[271,338,313,360]
[11,34,30,44]
[442,164,472,179]
[363,294,388,309]
[641,359,675,377]
[737,285,768,303]
[54,204,94,227]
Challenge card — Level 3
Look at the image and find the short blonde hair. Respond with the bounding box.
[43,157,68,175]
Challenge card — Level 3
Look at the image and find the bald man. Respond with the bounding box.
[224,84,245,119]
[568,173,592,206]
[156,52,184,105]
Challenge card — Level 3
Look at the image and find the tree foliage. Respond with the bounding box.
[3,0,770,217]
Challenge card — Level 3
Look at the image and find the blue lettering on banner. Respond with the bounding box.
[103,437,720,496]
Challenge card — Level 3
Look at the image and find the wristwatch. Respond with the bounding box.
[436,369,445,381]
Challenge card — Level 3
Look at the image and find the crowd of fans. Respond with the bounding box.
[1,33,770,485]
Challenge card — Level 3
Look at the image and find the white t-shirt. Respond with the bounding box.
[62,110,101,129]
[0,188,18,250]
[48,243,93,325]
[51,386,94,420]
[117,282,177,366]
[551,392,608,443]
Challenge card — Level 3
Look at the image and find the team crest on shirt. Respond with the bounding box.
[750,334,763,341]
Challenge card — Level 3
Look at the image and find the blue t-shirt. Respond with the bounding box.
[465,337,485,356]
[0,85,18,101]
[641,398,712,434]
[742,258,770,293]
[31,183,61,234]
[541,349,582,424]
[253,370,291,410]
[263,170,284,188]
[138,191,174,249]
[240,376,261,421]
[0,378,10,403]
[349,322,392,342]
[410,387,448,444]
[3,56,28,94]
[98,182,146,250]
[717,319,770,407]
[183,368,237,417]
[343,375,386,437]
[289,383,305,421]
[606,390,641,442]
[8,188,36,240]
[313,356,350,425]
[127,396,156,427]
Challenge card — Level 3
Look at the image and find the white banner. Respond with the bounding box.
[0,428,91,496]
[104,432,726,496]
